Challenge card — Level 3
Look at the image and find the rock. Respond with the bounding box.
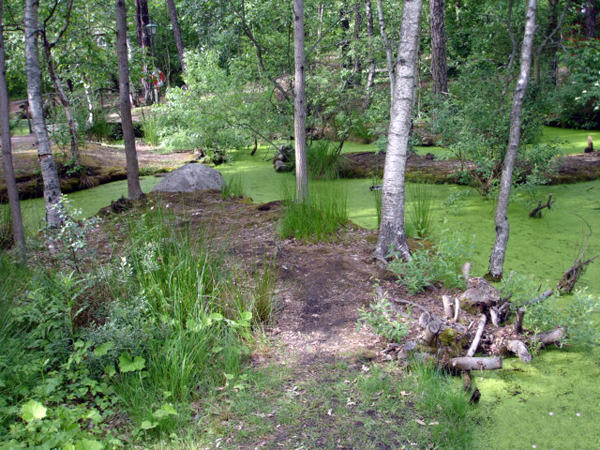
[152,163,224,193]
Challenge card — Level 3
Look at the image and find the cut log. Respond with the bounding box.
[506,339,532,362]
[442,295,454,319]
[467,314,487,357]
[420,319,441,346]
[448,357,502,371]
[534,327,565,346]
[513,307,525,334]
[453,297,461,322]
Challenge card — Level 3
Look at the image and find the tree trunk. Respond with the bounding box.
[374,0,422,261]
[293,0,308,202]
[166,0,186,74]
[43,43,79,164]
[376,0,395,97]
[488,0,536,279]
[134,0,152,104]
[585,0,597,38]
[24,0,63,227]
[429,0,448,96]
[115,0,143,200]
[0,0,25,258]
[362,0,376,110]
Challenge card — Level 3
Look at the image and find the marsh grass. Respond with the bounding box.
[0,204,12,250]
[142,115,161,146]
[222,174,244,199]
[408,182,435,239]
[279,181,348,243]
[307,140,348,180]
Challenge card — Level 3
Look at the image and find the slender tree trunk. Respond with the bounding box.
[585,0,597,38]
[24,0,63,227]
[293,0,308,202]
[488,0,537,280]
[43,44,79,163]
[0,0,25,258]
[135,0,152,104]
[166,0,186,74]
[115,0,143,200]
[362,0,376,110]
[376,0,395,97]
[83,82,94,125]
[375,0,423,261]
[429,0,448,96]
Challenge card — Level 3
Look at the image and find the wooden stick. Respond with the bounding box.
[513,307,525,334]
[442,295,454,319]
[529,194,554,218]
[453,297,461,322]
[448,357,502,371]
[506,340,532,362]
[467,314,487,357]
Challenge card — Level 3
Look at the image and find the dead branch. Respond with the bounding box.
[529,194,554,218]
[524,289,553,306]
[558,254,599,293]
[467,314,487,357]
[453,297,461,322]
[391,298,431,314]
[448,356,502,371]
[534,327,565,346]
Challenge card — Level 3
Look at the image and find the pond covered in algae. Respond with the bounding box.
[20,126,600,449]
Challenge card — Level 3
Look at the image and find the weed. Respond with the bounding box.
[0,204,12,250]
[357,296,409,342]
[306,140,348,180]
[222,174,244,199]
[408,182,435,239]
[142,114,161,146]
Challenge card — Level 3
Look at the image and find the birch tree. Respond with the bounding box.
[375,0,423,261]
[115,0,143,200]
[293,0,308,202]
[1,0,25,257]
[488,0,537,280]
[25,0,63,227]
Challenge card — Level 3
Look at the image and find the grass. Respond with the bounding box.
[0,204,12,249]
[221,174,244,199]
[408,181,435,239]
[279,180,348,243]
[307,140,348,180]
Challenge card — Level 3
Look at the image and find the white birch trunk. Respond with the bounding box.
[293,0,308,202]
[375,0,422,261]
[488,0,537,279]
[24,0,63,227]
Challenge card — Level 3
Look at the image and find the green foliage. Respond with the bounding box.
[357,297,409,343]
[408,182,435,239]
[222,174,244,199]
[142,114,161,146]
[0,205,12,250]
[306,140,348,180]
[84,110,112,143]
[389,232,473,294]
[279,182,348,243]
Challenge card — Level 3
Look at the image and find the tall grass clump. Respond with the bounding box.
[279,181,348,243]
[142,114,161,146]
[222,174,244,199]
[408,181,435,239]
[84,109,111,142]
[307,140,348,180]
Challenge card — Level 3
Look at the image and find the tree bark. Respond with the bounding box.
[429,0,448,96]
[585,0,597,38]
[24,0,63,227]
[293,0,308,202]
[134,0,152,104]
[0,0,25,258]
[376,0,395,97]
[362,0,376,111]
[448,357,503,371]
[115,0,143,200]
[374,0,422,261]
[488,0,537,280]
[166,0,186,74]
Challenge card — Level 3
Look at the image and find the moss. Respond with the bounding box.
[438,327,467,357]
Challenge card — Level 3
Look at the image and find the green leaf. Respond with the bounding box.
[75,439,104,450]
[104,365,116,377]
[94,342,114,357]
[240,311,253,321]
[209,312,224,321]
[119,353,146,372]
[140,420,158,430]
[152,403,178,419]
[21,399,47,422]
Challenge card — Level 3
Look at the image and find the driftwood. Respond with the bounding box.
[558,254,599,293]
[448,357,502,371]
[506,340,532,362]
[529,194,555,218]
[467,315,487,357]
[534,327,565,346]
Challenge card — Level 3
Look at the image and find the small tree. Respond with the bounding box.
[293,0,308,202]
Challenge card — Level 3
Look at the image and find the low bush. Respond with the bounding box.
[357,297,409,342]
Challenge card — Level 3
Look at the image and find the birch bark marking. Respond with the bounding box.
[488,0,537,279]
[293,0,308,202]
[1,0,26,257]
[374,0,422,261]
[24,0,63,227]
[115,0,143,200]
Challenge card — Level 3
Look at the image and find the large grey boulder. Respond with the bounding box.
[152,163,224,193]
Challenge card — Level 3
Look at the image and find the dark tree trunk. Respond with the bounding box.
[429,0,448,96]
[362,0,376,110]
[585,0,597,38]
[166,0,185,74]
[488,0,537,279]
[24,0,63,227]
[293,0,308,202]
[134,0,152,104]
[374,0,423,262]
[0,0,25,258]
[115,0,143,200]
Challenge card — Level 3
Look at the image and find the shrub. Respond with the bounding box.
[357,297,409,342]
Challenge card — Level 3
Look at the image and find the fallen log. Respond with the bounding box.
[534,327,565,346]
[506,340,532,362]
[448,357,502,371]
[467,314,487,357]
